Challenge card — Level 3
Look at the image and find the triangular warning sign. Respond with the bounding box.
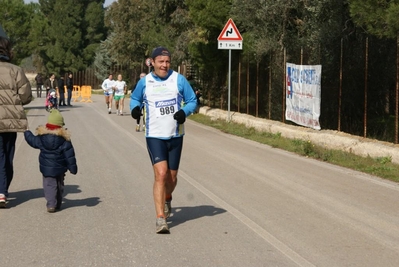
[218,18,243,41]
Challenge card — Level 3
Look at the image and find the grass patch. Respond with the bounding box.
[91,90,104,95]
[190,114,399,183]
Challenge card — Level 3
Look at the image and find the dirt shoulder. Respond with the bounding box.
[199,106,399,165]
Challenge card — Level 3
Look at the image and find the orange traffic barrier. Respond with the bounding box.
[80,85,92,103]
[72,85,81,102]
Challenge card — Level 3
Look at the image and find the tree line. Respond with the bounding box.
[1,0,398,142]
[3,0,393,79]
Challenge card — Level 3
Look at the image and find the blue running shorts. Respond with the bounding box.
[146,137,183,170]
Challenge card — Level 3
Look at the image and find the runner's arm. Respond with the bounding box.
[130,79,145,111]
[101,80,107,91]
[178,75,197,116]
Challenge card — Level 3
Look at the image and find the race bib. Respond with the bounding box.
[155,98,177,117]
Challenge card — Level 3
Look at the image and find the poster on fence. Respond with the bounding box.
[286,63,322,130]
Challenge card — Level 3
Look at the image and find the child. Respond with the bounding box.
[45,90,58,111]
[24,109,78,213]
[49,91,57,108]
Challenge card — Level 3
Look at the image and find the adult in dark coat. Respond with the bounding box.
[58,75,66,106]
[66,72,73,106]
[44,73,58,97]
[35,73,44,97]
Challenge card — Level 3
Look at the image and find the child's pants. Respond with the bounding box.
[43,175,64,209]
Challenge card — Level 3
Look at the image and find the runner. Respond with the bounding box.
[101,74,115,114]
[130,46,197,233]
[132,72,146,131]
[114,74,127,115]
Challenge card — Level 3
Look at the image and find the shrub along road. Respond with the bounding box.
[1,94,398,267]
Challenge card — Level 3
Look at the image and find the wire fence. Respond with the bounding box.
[199,37,399,144]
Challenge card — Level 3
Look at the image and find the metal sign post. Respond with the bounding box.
[217,18,243,122]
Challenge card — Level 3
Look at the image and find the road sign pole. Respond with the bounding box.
[217,18,243,122]
[228,49,231,122]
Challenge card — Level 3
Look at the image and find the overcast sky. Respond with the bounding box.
[23,0,116,7]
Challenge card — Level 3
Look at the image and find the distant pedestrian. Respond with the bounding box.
[66,72,73,106]
[35,73,44,98]
[58,74,66,106]
[195,89,202,113]
[24,109,78,213]
[44,73,58,97]
[0,36,33,207]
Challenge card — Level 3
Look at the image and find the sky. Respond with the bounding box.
[23,0,116,7]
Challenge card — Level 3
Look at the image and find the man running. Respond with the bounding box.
[130,47,197,233]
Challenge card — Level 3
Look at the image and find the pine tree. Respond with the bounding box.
[349,0,399,39]
[38,0,106,74]
[93,33,114,80]
[0,0,35,64]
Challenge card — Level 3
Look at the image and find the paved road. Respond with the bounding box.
[1,94,398,267]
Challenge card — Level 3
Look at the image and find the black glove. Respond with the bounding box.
[131,106,141,119]
[173,109,186,124]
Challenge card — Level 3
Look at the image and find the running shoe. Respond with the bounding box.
[0,194,6,208]
[156,217,169,234]
[164,201,172,218]
[136,125,140,132]
[108,108,111,114]
[119,110,123,116]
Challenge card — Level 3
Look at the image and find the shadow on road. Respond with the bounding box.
[24,105,48,111]
[25,105,79,112]
[6,184,101,210]
[167,205,226,228]
[61,196,101,210]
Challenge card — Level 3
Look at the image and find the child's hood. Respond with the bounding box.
[36,125,72,150]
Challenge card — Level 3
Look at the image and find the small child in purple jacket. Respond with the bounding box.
[24,109,78,213]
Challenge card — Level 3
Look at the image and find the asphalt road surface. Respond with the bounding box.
[1,94,398,267]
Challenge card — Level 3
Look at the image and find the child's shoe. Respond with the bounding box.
[47,207,56,213]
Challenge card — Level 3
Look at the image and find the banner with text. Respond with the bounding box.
[286,63,322,130]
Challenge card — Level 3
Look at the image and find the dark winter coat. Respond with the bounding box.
[24,126,78,177]
[58,77,65,93]
[44,78,58,90]
[35,74,44,85]
[66,77,73,91]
